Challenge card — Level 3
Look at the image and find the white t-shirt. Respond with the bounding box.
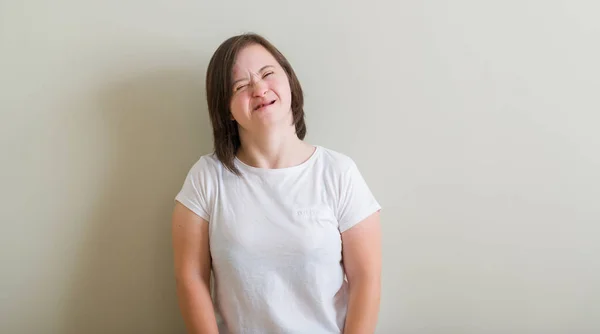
[175,145,381,334]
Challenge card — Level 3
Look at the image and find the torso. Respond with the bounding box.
[209,146,347,333]
[176,145,380,333]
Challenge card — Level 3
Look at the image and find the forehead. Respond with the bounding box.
[232,44,279,77]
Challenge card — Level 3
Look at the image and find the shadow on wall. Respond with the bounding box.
[61,67,213,333]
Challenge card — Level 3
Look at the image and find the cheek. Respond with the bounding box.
[274,78,292,103]
[230,94,248,114]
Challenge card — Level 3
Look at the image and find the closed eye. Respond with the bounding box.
[234,84,248,92]
[263,71,274,78]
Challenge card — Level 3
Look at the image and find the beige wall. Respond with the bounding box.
[1,1,599,333]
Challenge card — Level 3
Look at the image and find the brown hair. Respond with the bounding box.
[205,33,306,175]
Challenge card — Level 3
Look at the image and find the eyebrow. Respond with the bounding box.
[232,65,275,86]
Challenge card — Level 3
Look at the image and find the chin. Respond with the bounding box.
[256,108,292,126]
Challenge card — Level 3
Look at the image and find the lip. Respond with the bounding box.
[253,99,276,111]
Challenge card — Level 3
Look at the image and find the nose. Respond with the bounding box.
[251,77,269,97]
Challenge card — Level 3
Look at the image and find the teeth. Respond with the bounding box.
[255,101,274,110]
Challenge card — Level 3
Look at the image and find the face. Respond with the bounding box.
[229,44,293,132]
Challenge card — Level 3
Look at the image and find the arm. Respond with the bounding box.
[171,202,219,334]
[341,211,382,334]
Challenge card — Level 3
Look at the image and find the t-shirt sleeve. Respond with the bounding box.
[174,157,211,222]
[337,160,381,233]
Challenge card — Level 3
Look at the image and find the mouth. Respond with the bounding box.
[254,99,276,111]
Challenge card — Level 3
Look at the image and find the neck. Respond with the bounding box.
[237,125,313,169]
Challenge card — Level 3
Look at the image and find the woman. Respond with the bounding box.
[172,33,382,334]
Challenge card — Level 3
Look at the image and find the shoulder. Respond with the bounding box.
[185,151,223,179]
[316,146,359,173]
[314,146,363,184]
